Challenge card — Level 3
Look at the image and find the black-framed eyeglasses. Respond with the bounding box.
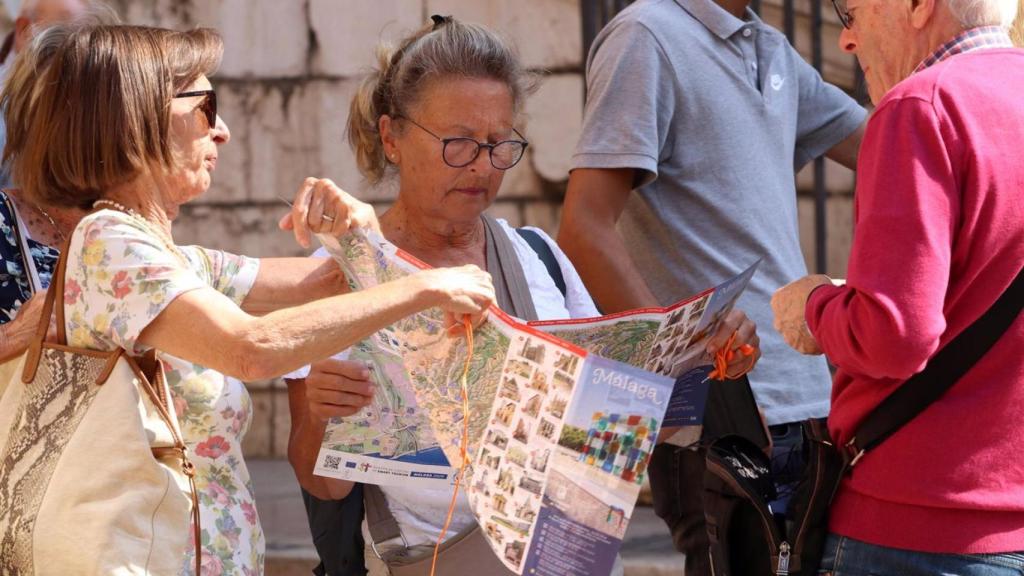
[398,116,529,170]
[174,89,217,128]
[831,0,852,29]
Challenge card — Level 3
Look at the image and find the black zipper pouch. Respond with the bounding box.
[703,419,847,576]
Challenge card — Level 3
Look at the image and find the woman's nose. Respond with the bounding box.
[468,146,495,173]
[213,114,231,144]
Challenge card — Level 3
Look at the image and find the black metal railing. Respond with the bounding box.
[581,0,865,275]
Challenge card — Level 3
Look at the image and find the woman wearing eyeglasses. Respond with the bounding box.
[286,15,758,576]
[285,16,599,576]
[0,23,496,574]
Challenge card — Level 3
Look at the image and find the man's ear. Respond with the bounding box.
[909,0,938,30]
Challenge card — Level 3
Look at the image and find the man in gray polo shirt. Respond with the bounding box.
[558,0,866,573]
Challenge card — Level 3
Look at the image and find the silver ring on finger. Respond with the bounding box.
[322,212,336,223]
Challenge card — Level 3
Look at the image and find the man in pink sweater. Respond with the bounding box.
[772,0,1024,572]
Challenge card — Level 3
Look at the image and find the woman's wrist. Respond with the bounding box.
[405,271,445,310]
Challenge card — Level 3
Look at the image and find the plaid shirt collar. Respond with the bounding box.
[914,26,1014,73]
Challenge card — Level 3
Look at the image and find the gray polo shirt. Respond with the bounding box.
[572,0,867,424]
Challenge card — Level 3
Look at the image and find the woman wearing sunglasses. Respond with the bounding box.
[0,23,496,574]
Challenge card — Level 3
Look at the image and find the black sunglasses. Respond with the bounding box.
[174,89,217,128]
[831,0,852,29]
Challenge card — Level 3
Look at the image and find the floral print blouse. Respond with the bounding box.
[64,210,264,575]
[0,191,59,321]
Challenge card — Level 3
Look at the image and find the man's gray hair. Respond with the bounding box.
[946,0,1019,29]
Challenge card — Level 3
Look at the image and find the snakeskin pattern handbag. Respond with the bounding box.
[0,241,200,575]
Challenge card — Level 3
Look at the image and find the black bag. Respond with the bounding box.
[703,265,1024,576]
[703,419,845,575]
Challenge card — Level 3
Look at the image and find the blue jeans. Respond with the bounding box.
[767,422,804,519]
[819,533,1024,575]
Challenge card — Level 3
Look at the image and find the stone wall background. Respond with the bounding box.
[1,0,1020,457]
[1013,0,1024,44]
[0,0,864,274]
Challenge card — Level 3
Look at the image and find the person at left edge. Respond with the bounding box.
[0,0,99,357]
[0,0,97,189]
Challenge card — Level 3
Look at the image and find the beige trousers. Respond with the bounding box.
[363,544,625,576]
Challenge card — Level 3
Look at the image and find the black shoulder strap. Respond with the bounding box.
[849,265,1024,461]
[515,227,567,298]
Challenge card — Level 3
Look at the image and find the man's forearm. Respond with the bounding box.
[825,121,866,170]
[560,229,660,313]
[558,168,660,313]
[286,379,355,501]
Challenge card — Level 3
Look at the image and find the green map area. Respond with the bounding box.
[406,321,512,467]
[541,319,661,367]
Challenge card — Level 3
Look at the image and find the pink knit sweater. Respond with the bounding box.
[806,49,1024,553]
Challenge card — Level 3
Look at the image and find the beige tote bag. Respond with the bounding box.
[0,240,200,575]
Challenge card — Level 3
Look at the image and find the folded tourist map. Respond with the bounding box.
[312,230,756,575]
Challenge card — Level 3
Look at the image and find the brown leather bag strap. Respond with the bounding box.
[52,237,69,346]
[136,357,202,574]
[152,445,201,574]
[22,237,73,383]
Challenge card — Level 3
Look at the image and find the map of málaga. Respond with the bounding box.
[540,318,661,367]
[405,320,511,468]
[317,231,515,476]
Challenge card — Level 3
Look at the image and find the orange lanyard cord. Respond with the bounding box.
[708,331,756,380]
[430,316,474,576]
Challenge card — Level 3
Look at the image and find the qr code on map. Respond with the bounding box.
[323,455,341,470]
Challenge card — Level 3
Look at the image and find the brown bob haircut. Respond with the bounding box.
[1,23,223,209]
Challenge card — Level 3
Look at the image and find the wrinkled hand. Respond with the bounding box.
[414,266,496,334]
[705,308,761,379]
[771,275,832,355]
[279,177,381,249]
[16,291,56,342]
[305,358,375,421]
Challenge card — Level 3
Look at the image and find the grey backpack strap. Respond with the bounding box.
[363,484,403,547]
[363,486,516,574]
[482,214,539,321]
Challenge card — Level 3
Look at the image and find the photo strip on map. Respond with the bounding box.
[528,259,759,447]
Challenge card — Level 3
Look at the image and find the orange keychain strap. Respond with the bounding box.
[430,316,474,576]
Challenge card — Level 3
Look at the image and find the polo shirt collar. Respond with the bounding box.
[674,0,757,40]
